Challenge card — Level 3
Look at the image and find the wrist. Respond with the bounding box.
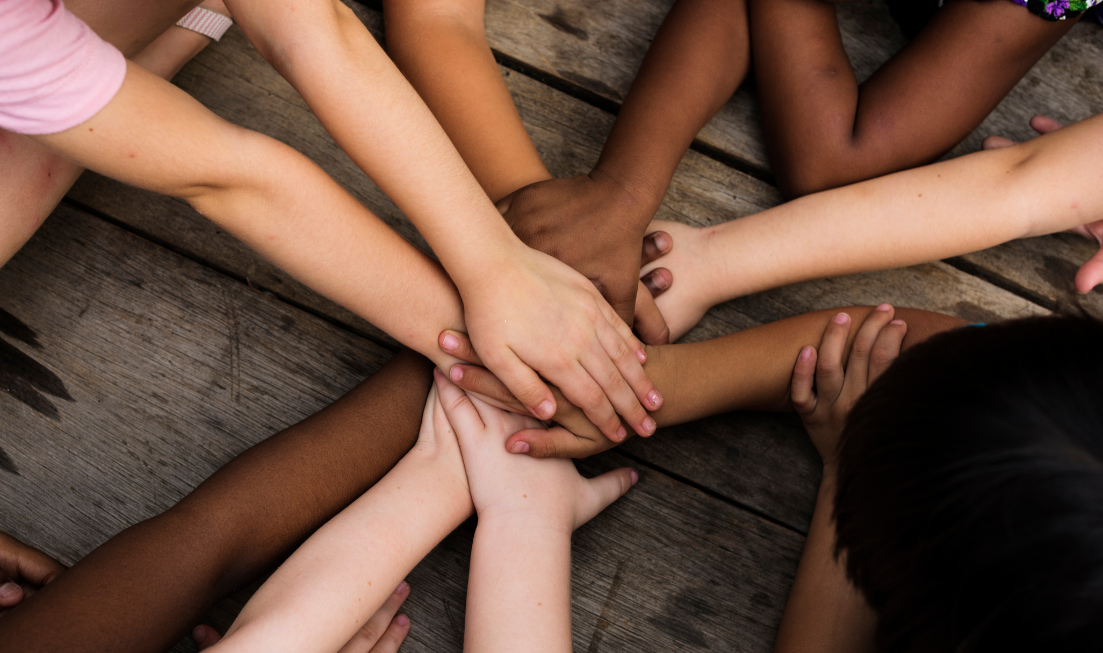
[476,506,574,539]
[589,165,665,228]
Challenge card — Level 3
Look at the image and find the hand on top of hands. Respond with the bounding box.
[790,305,906,470]
[0,531,65,615]
[433,370,637,531]
[497,171,673,345]
[983,115,1103,294]
[440,329,639,459]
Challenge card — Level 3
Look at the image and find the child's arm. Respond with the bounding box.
[207,377,472,653]
[433,374,636,652]
[750,0,1075,197]
[439,305,966,457]
[216,0,660,437]
[0,351,432,652]
[643,112,1103,340]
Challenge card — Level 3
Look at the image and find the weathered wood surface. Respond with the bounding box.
[471,0,1103,317]
[67,2,1051,534]
[0,206,803,653]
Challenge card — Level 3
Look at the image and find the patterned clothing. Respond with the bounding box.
[1000,0,1102,21]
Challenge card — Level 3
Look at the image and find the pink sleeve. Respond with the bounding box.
[0,0,127,135]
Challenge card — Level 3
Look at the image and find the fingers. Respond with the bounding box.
[335,582,411,653]
[590,318,661,437]
[790,345,818,417]
[843,304,896,394]
[1075,245,1103,294]
[0,532,65,595]
[505,426,612,459]
[447,364,528,415]
[0,570,23,608]
[439,330,482,366]
[576,467,639,527]
[192,625,222,651]
[633,281,670,346]
[1030,115,1064,134]
[814,313,852,405]
[490,350,558,420]
[981,135,1016,150]
[433,368,486,437]
[868,319,908,383]
[640,267,672,298]
[641,230,671,266]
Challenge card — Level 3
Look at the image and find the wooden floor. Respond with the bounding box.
[2,1,1101,651]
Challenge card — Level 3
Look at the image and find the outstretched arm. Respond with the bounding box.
[644,112,1103,340]
[441,305,965,457]
[0,351,433,653]
[208,375,472,653]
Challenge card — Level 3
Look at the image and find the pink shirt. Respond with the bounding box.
[0,0,126,135]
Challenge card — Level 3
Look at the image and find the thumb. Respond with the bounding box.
[506,426,614,459]
[0,570,23,607]
[576,467,639,527]
[633,281,670,345]
[1075,244,1103,294]
[193,625,222,650]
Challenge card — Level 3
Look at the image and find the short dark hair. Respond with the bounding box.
[834,314,1103,653]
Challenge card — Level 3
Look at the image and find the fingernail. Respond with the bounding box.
[192,626,207,644]
[396,614,410,627]
[511,441,530,454]
[630,469,639,485]
[800,346,813,361]
[616,426,627,441]
[449,366,463,382]
[653,274,670,290]
[834,313,849,323]
[643,417,657,435]
[442,333,459,351]
[656,232,672,252]
[876,303,892,311]
[536,400,555,419]
[636,348,647,363]
[890,319,906,326]
[396,581,409,594]
[647,390,662,408]
[0,582,19,601]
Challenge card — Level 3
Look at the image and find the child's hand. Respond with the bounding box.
[498,173,671,345]
[440,330,632,459]
[433,371,637,531]
[195,582,412,652]
[790,305,907,469]
[459,243,663,443]
[0,532,65,614]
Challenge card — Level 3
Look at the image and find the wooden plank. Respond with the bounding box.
[1,206,803,652]
[67,1,1052,533]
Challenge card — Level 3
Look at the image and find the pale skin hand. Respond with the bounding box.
[981,115,1103,294]
[772,306,909,653]
[207,384,472,653]
[0,533,65,615]
[639,113,1103,341]
[433,373,636,653]
[223,0,660,437]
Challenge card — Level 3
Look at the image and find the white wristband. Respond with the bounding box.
[175,6,234,42]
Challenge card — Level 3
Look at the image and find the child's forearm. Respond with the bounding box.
[227,0,522,288]
[647,307,965,426]
[595,0,749,213]
[772,473,876,653]
[213,426,473,653]
[683,116,1103,306]
[466,517,573,653]
[0,351,433,653]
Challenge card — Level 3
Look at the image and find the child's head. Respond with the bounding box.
[833,314,1103,652]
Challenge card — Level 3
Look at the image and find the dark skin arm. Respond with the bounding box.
[440,306,966,457]
[0,350,432,653]
[750,0,1076,198]
[497,0,750,329]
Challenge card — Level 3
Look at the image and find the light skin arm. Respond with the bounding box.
[209,379,472,653]
[0,350,433,653]
[432,374,636,653]
[440,305,965,457]
[643,112,1103,340]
